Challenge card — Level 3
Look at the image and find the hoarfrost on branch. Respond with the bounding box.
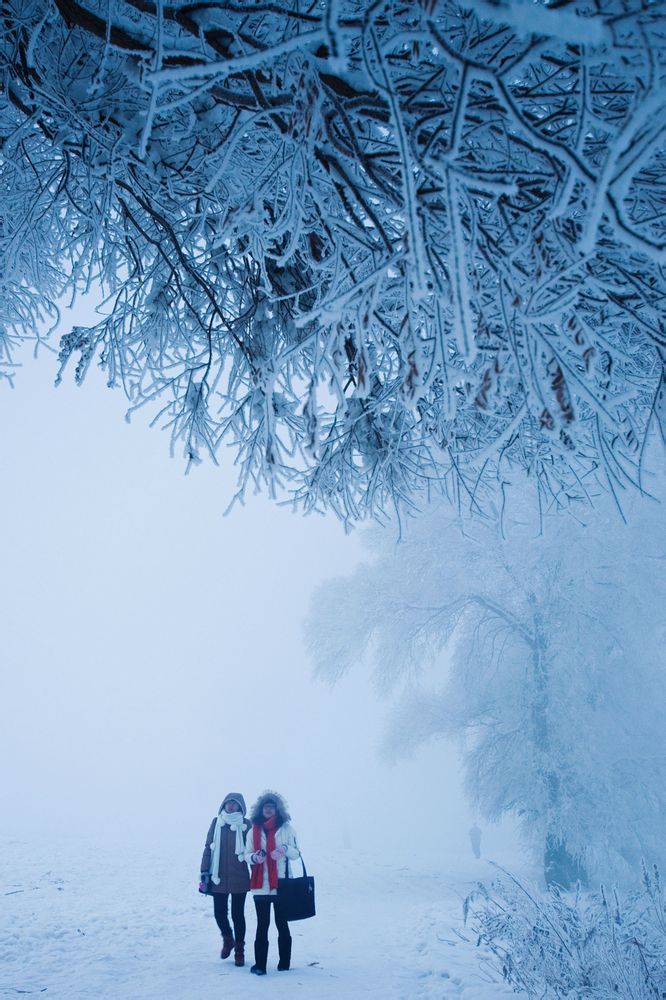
[2,0,665,518]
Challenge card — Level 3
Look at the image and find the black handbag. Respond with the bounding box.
[277,855,316,921]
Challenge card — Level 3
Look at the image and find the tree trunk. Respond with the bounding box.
[529,595,586,888]
[544,834,587,889]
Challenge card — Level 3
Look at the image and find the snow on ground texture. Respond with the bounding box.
[0,836,518,1000]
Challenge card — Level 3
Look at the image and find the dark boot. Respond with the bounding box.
[277,935,292,971]
[251,939,268,974]
[234,942,245,967]
[220,934,234,960]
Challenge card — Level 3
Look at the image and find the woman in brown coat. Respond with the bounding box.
[199,792,250,966]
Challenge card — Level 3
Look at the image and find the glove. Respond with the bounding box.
[198,875,210,894]
[270,846,287,861]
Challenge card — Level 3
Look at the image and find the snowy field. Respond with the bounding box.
[0,835,521,1000]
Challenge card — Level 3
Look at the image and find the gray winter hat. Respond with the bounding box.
[220,792,247,815]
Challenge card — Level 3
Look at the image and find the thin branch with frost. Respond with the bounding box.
[1,0,664,520]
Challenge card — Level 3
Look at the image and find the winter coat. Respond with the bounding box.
[200,793,251,894]
[244,822,300,896]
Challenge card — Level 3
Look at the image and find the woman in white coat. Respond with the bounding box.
[245,790,300,975]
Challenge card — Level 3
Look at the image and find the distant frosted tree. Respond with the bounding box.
[2,0,665,519]
[306,497,666,883]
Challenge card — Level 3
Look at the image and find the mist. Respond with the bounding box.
[0,353,499,866]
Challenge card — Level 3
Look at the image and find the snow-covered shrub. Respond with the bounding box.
[464,864,666,998]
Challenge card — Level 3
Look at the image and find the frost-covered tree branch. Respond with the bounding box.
[2,0,665,518]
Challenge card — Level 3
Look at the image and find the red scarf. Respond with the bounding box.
[250,816,279,890]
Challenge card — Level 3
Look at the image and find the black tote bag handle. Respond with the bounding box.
[284,853,308,879]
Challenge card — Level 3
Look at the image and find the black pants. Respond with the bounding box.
[253,895,292,970]
[213,892,247,943]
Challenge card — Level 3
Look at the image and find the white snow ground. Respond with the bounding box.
[0,836,520,1000]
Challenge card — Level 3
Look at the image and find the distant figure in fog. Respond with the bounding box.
[469,823,482,860]
[245,790,301,976]
[199,792,250,967]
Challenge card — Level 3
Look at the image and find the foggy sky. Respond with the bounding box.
[0,330,484,863]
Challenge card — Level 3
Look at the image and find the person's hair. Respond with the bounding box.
[249,790,291,828]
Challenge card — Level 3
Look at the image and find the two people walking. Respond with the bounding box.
[200,790,300,975]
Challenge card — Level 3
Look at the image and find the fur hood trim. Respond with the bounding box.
[249,790,291,827]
